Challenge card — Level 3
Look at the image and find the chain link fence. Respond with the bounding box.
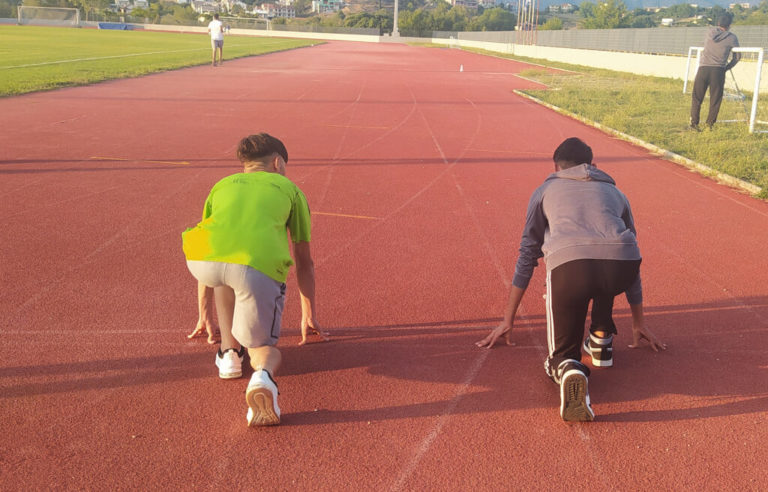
[435,26,768,57]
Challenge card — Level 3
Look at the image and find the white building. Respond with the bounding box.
[311,0,343,14]
[548,3,575,12]
[445,0,478,7]
[256,2,296,17]
[191,0,219,13]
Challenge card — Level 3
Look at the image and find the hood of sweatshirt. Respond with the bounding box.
[709,26,734,43]
[544,163,616,185]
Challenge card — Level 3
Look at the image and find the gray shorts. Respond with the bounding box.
[187,261,285,347]
[211,39,223,49]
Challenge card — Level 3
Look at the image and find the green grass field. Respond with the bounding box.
[0,25,318,96]
[466,48,768,198]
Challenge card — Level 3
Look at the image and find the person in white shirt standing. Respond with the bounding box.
[208,13,225,67]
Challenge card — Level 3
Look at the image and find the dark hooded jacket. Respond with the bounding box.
[700,26,740,70]
[512,164,642,304]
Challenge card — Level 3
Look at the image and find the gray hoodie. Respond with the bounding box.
[700,26,740,69]
[512,164,642,304]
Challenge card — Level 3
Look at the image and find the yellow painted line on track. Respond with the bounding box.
[90,156,190,165]
[314,211,380,220]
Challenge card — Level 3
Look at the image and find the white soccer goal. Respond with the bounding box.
[683,46,766,134]
[17,6,81,27]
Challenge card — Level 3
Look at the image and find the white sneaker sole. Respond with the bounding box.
[218,370,242,379]
[560,370,595,422]
[215,359,242,379]
[246,386,280,426]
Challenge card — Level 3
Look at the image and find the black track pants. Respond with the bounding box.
[691,66,726,127]
[545,259,641,371]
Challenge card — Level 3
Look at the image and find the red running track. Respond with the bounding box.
[1,40,767,490]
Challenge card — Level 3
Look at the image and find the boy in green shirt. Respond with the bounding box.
[183,133,328,427]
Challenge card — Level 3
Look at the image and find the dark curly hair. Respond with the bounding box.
[236,133,288,164]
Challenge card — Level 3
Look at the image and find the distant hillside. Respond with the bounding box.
[539,0,747,8]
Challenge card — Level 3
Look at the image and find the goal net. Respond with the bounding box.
[18,6,81,27]
[683,46,766,134]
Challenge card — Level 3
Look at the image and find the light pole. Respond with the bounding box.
[392,0,399,36]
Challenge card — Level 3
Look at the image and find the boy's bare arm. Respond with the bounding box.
[293,241,329,345]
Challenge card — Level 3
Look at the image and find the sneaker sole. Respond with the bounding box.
[218,370,242,379]
[246,387,280,426]
[560,370,595,422]
[583,340,613,367]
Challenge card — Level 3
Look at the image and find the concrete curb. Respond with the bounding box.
[513,89,763,197]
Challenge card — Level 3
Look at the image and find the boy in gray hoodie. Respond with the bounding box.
[476,137,665,422]
[690,13,740,130]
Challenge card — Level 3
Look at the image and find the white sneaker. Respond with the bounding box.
[246,369,280,426]
[215,347,244,379]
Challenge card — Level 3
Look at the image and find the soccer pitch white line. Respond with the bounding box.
[0,42,283,70]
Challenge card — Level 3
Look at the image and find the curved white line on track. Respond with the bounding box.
[449,99,509,287]
[313,80,367,210]
[316,85,480,266]
[389,91,509,490]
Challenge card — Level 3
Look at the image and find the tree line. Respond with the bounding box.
[3,0,767,32]
[564,0,768,30]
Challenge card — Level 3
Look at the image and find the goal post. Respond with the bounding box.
[17,6,81,27]
[683,46,766,134]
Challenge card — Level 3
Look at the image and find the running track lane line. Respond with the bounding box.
[389,90,495,490]
[390,350,490,492]
[313,79,367,211]
[315,87,473,266]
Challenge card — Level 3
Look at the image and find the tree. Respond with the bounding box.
[72,0,110,21]
[0,0,13,18]
[628,14,655,28]
[579,0,629,29]
[738,0,768,25]
[292,0,312,16]
[663,3,697,19]
[540,17,563,30]
[468,7,516,31]
[398,8,432,36]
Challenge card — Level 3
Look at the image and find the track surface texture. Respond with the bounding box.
[2,41,767,491]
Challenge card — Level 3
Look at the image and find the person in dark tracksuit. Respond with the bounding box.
[476,138,665,422]
[690,13,741,130]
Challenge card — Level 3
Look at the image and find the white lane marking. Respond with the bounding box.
[390,350,490,492]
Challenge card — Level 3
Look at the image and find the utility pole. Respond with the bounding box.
[392,0,399,36]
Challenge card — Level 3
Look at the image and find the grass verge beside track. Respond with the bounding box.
[0,25,319,97]
[465,48,768,199]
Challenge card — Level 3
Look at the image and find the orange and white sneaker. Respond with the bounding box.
[246,369,281,427]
